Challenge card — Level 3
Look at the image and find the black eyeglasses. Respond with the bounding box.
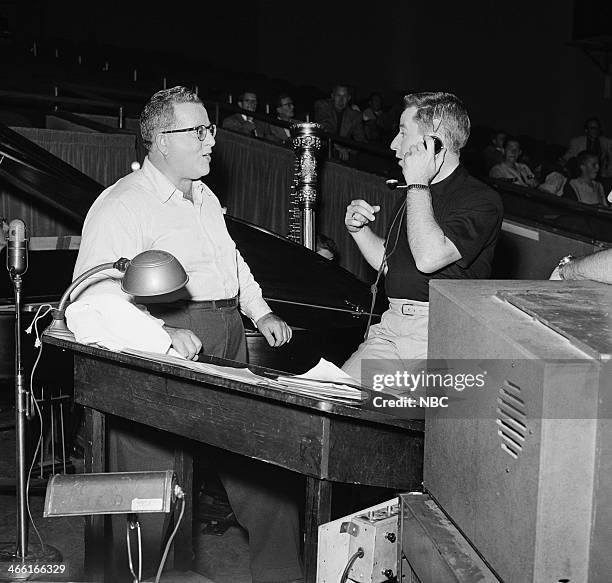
[160,123,216,141]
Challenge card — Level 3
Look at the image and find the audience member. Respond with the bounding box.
[315,233,339,262]
[489,136,538,187]
[314,84,366,161]
[265,93,295,144]
[550,249,612,284]
[562,117,612,180]
[538,171,567,196]
[482,129,506,173]
[222,90,268,137]
[537,156,568,196]
[362,92,385,143]
[562,150,608,206]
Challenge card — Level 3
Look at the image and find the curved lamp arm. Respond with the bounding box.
[50,258,130,331]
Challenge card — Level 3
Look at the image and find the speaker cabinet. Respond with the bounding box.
[425,280,612,583]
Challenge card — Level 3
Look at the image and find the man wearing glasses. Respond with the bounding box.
[73,86,301,583]
[265,93,296,144]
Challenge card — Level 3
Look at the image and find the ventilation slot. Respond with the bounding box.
[497,380,528,459]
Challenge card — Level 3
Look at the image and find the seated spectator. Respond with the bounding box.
[539,171,567,196]
[362,92,385,143]
[482,129,506,173]
[562,151,608,206]
[222,90,268,137]
[489,136,538,187]
[562,117,612,180]
[314,85,366,161]
[537,157,568,196]
[264,93,295,144]
[316,234,339,262]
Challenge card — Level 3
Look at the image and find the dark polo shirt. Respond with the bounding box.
[385,165,503,302]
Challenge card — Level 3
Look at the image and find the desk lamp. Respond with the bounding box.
[48,249,189,332]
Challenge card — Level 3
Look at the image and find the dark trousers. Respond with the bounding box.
[109,302,302,582]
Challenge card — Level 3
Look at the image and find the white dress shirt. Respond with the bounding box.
[73,157,271,322]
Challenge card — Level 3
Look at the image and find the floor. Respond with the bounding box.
[0,403,254,583]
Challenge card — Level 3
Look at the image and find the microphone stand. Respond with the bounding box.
[0,243,62,573]
[12,269,28,559]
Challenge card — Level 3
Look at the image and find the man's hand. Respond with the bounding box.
[345,199,380,233]
[164,326,202,360]
[401,135,445,185]
[256,313,292,347]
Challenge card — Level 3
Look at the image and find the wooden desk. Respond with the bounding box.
[44,334,424,583]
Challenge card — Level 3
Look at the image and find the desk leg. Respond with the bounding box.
[83,408,106,582]
[304,477,331,583]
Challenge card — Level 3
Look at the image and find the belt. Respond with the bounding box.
[401,304,427,315]
[190,297,238,309]
[394,302,428,316]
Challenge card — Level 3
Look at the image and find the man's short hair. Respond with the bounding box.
[275,93,292,108]
[576,149,598,168]
[238,90,258,102]
[403,92,470,153]
[584,117,601,130]
[332,84,351,95]
[502,135,520,149]
[140,86,201,150]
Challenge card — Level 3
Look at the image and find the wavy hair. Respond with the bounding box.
[403,92,470,153]
[140,86,202,150]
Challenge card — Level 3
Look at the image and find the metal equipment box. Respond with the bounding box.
[317,498,399,583]
[425,280,612,583]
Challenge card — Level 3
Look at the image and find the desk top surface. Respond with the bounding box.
[43,331,423,433]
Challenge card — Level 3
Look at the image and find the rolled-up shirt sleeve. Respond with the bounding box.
[235,248,272,323]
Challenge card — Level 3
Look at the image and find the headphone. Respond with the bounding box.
[427,135,444,155]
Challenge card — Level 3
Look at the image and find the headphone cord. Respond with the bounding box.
[363,198,407,340]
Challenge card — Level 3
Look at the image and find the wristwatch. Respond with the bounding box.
[406,184,430,192]
[557,254,574,280]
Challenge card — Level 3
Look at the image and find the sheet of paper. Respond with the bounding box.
[291,357,359,384]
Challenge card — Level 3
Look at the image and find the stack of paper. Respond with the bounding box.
[274,359,364,403]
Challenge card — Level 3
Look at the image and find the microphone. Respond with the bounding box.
[6,219,28,276]
[385,179,408,190]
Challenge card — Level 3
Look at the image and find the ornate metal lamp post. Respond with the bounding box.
[289,122,324,250]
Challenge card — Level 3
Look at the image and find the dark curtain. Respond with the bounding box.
[214,129,402,282]
[208,130,294,236]
[13,126,139,187]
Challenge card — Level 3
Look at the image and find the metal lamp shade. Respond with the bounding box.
[120,250,189,296]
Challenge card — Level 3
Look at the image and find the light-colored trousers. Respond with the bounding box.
[342,298,429,390]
